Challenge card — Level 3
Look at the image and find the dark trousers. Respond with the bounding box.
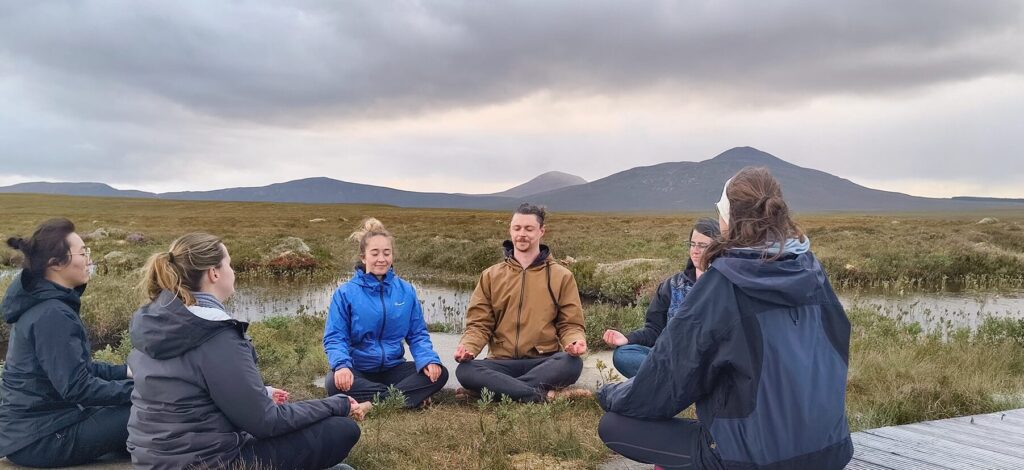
[234,416,360,470]
[455,352,583,403]
[325,361,449,408]
[598,412,724,470]
[6,405,130,468]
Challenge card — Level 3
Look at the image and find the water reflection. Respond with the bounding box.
[228,275,1024,332]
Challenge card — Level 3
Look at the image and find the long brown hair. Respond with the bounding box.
[700,167,804,269]
[138,233,226,305]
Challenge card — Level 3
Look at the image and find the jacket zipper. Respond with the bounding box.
[514,267,526,359]
[378,288,388,372]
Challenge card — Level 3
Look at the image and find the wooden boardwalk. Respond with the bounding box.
[600,408,1024,470]
[848,408,1024,469]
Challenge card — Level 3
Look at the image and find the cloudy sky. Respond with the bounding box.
[1,1,1022,197]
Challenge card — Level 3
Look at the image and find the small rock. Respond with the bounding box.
[269,237,311,258]
[82,228,109,241]
[103,251,139,268]
[977,217,999,225]
[126,232,146,243]
[890,220,901,225]
[309,218,327,223]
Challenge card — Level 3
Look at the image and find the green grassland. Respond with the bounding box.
[2,193,1024,469]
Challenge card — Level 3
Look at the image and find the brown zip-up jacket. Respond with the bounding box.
[460,242,586,359]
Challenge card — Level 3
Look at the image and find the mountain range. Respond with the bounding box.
[2,147,1020,212]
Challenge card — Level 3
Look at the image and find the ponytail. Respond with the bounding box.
[138,233,225,305]
[349,218,394,262]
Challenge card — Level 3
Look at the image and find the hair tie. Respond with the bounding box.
[167,252,175,263]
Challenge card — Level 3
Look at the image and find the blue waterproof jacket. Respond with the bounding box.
[599,249,853,469]
[323,266,441,373]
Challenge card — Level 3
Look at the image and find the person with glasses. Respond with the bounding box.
[0,218,134,467]
[597,167,853,470]
[601,218,721,378]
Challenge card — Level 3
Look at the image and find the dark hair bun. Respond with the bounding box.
[6,237,24,250]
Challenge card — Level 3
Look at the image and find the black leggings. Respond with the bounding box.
[455,352,583,403]
[234,416,360,470]
[6,405,130,468]
[598,412,724,469]
[325,361,448,408]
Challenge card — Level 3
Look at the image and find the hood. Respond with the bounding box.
[502,240,552,269]
[2,271,86,324]
[710,249,826,306]
[130,290,245,360]
[352,264,395,293]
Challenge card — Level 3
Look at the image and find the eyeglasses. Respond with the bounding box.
[70,247,91,259]
[685,241,711,250]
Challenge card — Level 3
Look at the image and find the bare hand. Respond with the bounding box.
[423,363,442,383]
[454,344,476,363]
[349,399,373,421]
[565,339,588,357]
[334,368,354,392]
[269,387,290,405]
[602,330,628,347]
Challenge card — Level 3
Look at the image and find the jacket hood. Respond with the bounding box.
[501,240,552,269]
[710,249,825,306]
[130,290,245,360]
[2,271,85,324]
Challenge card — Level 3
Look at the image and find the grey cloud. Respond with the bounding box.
[1,1,1021,123]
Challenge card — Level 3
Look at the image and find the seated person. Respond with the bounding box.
[0,218,133,468]
[454,203,588,403]
[597,168,853,470]
[601,218,720,378]
[324,218,448,408]
[127,233,368,470]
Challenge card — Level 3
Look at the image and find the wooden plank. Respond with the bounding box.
[866,427,1024,469]
[951,415,1024,439]
[847,441,953,470]
[919,420,1024,449]
[844,457,893,470]
[853,432,997,470]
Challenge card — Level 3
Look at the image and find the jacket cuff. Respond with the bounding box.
[331,394,352,417]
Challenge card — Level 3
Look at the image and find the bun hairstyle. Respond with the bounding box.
[6,218,76,282]
[349,218,394,261]
[138,233,225,306]
[699,167,804,270]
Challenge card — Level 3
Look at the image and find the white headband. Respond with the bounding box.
[715,177,732,225]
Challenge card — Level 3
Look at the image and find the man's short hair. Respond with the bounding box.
[514,203,547,227]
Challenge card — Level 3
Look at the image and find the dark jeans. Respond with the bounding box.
[599,412,724,470]
[234,416,360,470]
[325,361,448,408]
[612,344,651,379]
[6,405,130,468]
[455,352,583,403]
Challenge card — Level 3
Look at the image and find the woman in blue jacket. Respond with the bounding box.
[324,218,448,408]
[0,218,133,467]
[597,167,853,470]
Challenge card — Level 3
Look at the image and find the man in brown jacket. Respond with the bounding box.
[454,203,588,403]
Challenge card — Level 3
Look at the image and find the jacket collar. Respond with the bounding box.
[501,240,552,269]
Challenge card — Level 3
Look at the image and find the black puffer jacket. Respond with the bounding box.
[0,272,132,457]
[127,290,351,470]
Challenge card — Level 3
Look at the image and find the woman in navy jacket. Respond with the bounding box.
[0,218,133,467]
[597,167,853,470]
[323,218,448,408]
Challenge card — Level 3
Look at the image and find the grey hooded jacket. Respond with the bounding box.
[126,290,351,470]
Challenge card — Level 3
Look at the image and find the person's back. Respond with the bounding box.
[597,167,852,470]
[690,249,850,468]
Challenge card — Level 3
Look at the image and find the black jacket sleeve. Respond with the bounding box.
[200,330,351,439]
[32,306,133,406]
[89,362,129,381]
[625,277,672,347]
[599,271,738,419]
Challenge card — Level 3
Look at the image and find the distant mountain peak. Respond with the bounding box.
[489,171,587,198]
[708,146,789,166]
